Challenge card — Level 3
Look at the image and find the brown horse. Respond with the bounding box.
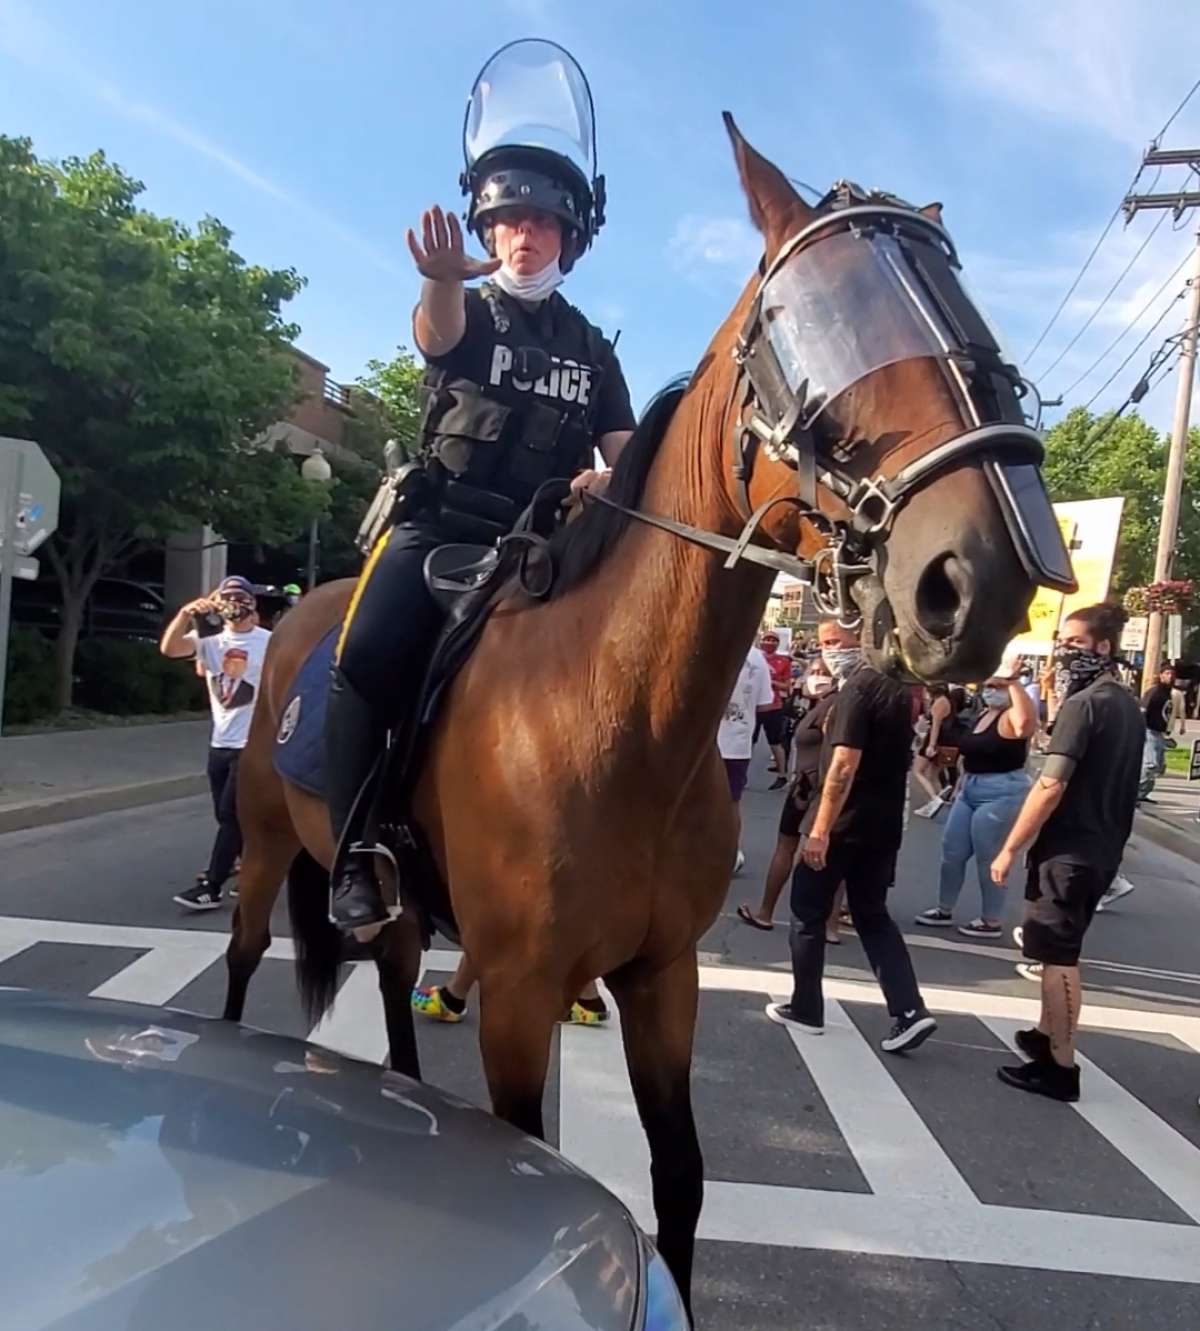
[225,120,1052,1314]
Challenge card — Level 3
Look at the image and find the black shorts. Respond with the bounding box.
[1022,856,1114,966]
[756,709,787,746]
[778,780,813,839]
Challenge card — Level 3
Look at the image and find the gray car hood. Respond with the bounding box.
[0,990,642,1331]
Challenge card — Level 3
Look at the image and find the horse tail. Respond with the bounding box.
[286,849,342,1025]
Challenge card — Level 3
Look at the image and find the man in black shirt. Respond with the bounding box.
[1138,664,1176,801]
[991,603,1143,1102]
[766,619,937,1053]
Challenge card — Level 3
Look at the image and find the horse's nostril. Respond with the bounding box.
[915,553,964,639]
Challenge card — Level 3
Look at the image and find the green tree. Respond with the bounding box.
[314,347,426,579]
[0,136,320,708]
[1041,407,1200,594]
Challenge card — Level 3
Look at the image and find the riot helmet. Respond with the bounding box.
[462,39,604,273]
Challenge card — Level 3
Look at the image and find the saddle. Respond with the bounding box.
[275,480,571,945]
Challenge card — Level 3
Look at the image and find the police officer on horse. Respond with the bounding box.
[327,40,636,933]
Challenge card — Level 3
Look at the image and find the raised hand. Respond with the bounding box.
[406,206,500,283]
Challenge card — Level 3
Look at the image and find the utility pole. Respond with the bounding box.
[1123,146,1200,692]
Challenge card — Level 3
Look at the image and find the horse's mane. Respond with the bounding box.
[546,375,690,600]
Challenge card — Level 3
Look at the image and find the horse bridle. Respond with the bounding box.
[589,182,1075,623]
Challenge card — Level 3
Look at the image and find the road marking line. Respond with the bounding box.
[558,985,648,1196]
[307,962,389,1064]
[984,1015,1200,1225]
[89,943,225,1005]
[695,1185,1200,1284]
[0,939,33,967]
[3,918,1199,1044]
[776,997,974,1204]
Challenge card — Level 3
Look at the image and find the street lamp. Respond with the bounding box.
[300,447,333,591]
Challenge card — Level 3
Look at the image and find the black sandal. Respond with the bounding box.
[737,904,775,932]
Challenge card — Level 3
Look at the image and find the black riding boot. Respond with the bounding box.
[325,669,391,932]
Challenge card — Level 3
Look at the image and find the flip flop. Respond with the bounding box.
[737,904,774,931]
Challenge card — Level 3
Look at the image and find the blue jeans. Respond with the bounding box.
[937,770,1031,921]
[1139,730,1167,799]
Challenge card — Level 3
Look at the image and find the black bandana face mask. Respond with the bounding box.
[1059,647,1114,697]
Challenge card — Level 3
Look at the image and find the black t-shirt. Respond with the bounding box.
[1034,674,1144,871]
[1141,682,1173,734]
[803,665,912,846]
[425,286,635,437]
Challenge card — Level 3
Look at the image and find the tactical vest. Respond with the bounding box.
[417,285,612,544]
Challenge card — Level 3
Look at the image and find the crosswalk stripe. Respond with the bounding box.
[778,997,975,1205]
[90,942,226,1005]
[984,1014,1200,1225]
[307,963,390,1063]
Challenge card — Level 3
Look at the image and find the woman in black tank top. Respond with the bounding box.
[914,662,1037,938]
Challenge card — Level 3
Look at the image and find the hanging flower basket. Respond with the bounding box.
[1126,580,1194,616]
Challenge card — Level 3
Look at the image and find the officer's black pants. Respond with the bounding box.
[336,523,446,725]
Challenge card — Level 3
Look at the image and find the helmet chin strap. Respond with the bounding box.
[492,258,564,303]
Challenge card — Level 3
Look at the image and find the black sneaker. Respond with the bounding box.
[1015,1027,1052,1062]
[174,877,223,911]
[997,1059,1080,1102]
[769,777,788,791]
[764,1002,824,1035]
[881,1009,937,1053]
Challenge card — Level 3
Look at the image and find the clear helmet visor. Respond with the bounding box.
[760,231,954,427]
[464,39,595,182]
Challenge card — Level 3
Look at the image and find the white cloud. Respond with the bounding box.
[667,214,762,281]
[916,0,1199,148]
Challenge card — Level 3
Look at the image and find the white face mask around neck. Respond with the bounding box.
[492,258,564,303]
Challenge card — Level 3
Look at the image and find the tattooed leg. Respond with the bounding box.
[1042,963,1082,1068]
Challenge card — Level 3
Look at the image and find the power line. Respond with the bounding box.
[1155,77,1200,145]
[1051,245,1193,401]
[1036,207,1168,380]
[1023,75,1200,365]
[1081,288,1193,410]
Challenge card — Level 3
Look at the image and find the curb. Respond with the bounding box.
[0,775,208,834]
[1131,808,1200,867]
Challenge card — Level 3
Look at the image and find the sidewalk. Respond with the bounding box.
[1137,767,1200,865]
[0,719,210,832]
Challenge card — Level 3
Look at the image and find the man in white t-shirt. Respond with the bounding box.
[719,644,775,873]
[160,575,271,910]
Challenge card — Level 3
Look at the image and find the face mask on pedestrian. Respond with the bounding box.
[1059,647,1113,696]
[218,595,254,624]
[806,674,834,696]
[821,646,863,680]
[981,686,1009,709]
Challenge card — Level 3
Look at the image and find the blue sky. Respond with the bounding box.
[2,0,1198,431]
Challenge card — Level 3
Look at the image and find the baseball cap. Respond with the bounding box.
[218,575,256,599]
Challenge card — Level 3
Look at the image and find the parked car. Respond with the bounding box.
[11,577,166,641]
[0,989,688,1331]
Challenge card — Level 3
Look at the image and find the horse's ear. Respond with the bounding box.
[723,112,811,261]
[919,201,944,224]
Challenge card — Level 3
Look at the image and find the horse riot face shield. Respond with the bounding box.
[733,186,1076,618]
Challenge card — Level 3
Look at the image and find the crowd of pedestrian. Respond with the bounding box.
[737,603,1162,1104]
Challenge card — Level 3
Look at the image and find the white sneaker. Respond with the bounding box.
[1016,962,1043,983]
[732,849,746,876]
[1011,925,1024,949]
[1097,873,1135,912]
[913,797,944,819]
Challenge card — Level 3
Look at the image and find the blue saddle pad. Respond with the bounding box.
[272,626,339,797]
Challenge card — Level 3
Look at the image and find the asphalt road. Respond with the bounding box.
[4,758,1200,1330]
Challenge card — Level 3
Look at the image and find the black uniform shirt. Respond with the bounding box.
[425,285,635,438]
